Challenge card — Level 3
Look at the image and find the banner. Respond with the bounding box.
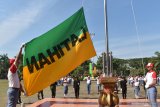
[23,7,96,96]
[89,63,93,76]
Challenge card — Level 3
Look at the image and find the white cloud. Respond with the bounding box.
[93,34,160,59]
[0,1,54,47]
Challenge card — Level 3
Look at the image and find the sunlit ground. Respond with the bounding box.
[1,79,160,107]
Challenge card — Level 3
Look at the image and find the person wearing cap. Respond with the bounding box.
[144,63,158,107]
[7,44,25,107]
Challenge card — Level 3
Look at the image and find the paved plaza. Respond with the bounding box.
[27,98,160,107]
[25,80,160,107]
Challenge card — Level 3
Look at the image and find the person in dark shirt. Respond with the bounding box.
[50,82,57,98]
[73,76,80,98]
[120,76,127,99]
[37,90,44,100]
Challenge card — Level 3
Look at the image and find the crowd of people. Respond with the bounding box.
[35,75,101,100]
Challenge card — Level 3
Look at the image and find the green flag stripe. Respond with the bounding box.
[23,7,88,66]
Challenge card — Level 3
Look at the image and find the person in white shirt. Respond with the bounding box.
[134,76,140,99]
[86,76,91,94]
[96,76,101,94]
[129,76,134,87]
[63,77,69,97]
[7,44,25,107]
[144,63,158,107]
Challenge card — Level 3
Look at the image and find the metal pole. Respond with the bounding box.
[109,52,112,76]
[102,53,106,75]
[104,0,109,76]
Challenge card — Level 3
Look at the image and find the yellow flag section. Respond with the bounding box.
[23,7,96,96]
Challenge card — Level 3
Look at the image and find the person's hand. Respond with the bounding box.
[21,43,26,48]
[145,84,149,89]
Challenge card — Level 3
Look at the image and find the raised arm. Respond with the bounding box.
[14,44,25,67]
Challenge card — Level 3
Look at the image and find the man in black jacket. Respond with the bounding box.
[73,76,80,98]
[120,76,127,99]
[50,82,57,98]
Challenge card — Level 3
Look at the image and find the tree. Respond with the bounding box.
[0,54,9,79]
[154,51,160,76]
[155,51,160,58]
[96,55,103,70]
[112,58,124,75]
[70,60,92,77]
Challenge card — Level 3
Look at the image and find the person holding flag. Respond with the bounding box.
[7,44,25,107]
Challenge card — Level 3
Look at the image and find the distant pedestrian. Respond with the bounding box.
[144,63,158,107]
[73,76,80,98]
[134,77,140,99]
[96,76,101,94]
[120,76,127,99]
[63,77,68,97]
[130,76,134,87]
[67,76,72,85]
[50,82,57,98]
[86,76,91,94]
[37,90,44,100]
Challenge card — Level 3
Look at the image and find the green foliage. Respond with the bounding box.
[95,51,160,77]
[0,54,10,79]
[71,66,83,76]
[96,55,103,70]
[0,54,24,79]
[155,51,160,58]
[70,60,92,77]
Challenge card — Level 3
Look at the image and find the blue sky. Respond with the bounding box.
[0,0,160,61]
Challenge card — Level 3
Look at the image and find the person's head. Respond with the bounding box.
[146,63,154,70]
[74,76,78,80]
[135,78,138,82]
[122,76,126,80]
[9,58,15,66]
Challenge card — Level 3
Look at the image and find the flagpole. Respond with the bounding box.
[98,1,119,106]
[104,0,109,76]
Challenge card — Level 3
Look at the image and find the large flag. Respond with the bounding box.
[23,7,96,96]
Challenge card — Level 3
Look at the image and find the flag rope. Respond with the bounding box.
[130,0,145,76]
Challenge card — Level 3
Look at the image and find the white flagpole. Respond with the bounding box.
[104,0,110,76]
